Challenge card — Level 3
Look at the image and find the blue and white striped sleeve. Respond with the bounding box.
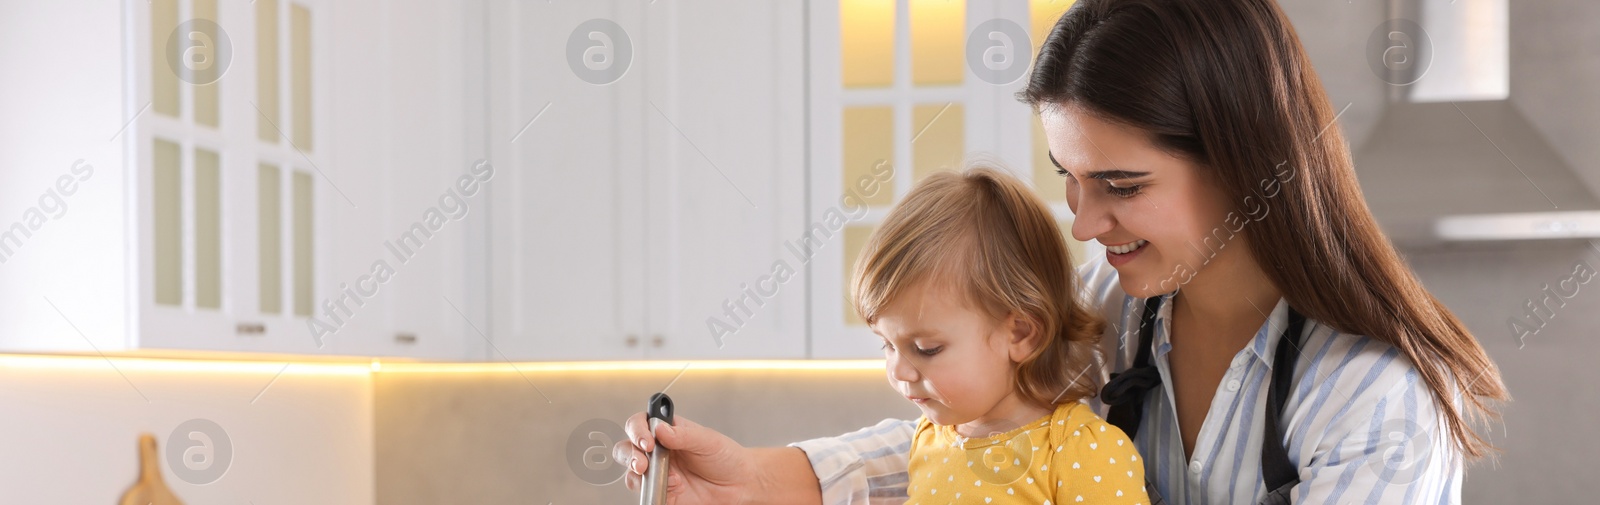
[1291,358,1464,504]
[787,418,917,505]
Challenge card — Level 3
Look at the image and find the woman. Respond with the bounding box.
[613,0,1508,503]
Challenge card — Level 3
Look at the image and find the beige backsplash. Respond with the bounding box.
[374,365,917,504]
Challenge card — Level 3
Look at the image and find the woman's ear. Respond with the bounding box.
[1006,313,1043,362]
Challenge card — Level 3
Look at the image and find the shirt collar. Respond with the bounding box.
[1149,292,1177,359]
[1248,297,1296,371]
[1149,294,1298,371]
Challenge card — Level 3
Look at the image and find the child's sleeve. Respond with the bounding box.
[1049,418,1151,504]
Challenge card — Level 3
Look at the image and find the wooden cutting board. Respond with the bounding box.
[119,433,184,505]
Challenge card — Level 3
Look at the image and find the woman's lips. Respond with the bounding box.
[1105,239,1148,267]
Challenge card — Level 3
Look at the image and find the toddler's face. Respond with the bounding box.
[870,281,1035,428]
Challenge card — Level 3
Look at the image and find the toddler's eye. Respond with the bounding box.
[916,346,942,357]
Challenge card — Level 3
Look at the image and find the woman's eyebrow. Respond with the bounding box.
[1086,170,1151,180]
[1048,152,1150,180]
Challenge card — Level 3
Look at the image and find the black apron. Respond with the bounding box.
[1100,296,1307,505]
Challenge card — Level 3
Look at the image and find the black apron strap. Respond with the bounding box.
[1098,295,1311,503]
[1102,296,1164,439]
[1102,296,1170,505]
[1260,308,1308,494]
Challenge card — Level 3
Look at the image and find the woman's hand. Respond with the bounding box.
[611,412,812,501]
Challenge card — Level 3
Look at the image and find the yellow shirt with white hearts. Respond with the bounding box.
[905,401,1149,504]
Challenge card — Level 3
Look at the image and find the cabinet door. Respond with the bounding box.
[316,0,396,357]
[320,0,478,360]
[378,0,489,361]
[639,0,809,360]
[0,4,128,354]
[132,0,486,359]
[486,0,648,361]
[137,0,336,356]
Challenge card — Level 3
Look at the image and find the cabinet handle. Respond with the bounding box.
[625,335,639,347]
[236,322,266,335]
[651,335,664,348]
[394,332,418,344]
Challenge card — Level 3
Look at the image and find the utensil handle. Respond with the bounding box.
[639,393,675,505]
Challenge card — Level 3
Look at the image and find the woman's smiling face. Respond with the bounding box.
[1039,104,1238,298]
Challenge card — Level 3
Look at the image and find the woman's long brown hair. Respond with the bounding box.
[1019,0,1507,458]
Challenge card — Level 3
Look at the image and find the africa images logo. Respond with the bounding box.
[166,418,234,485]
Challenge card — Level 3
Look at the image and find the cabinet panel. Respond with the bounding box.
[314,0,481,360]
[0,0,488,359]
[640,0,809,360]
[487,0,648,361]
[130,0,331,355]
[0,13,127,353]
[377,1,478,361]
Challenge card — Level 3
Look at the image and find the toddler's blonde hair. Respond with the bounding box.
[851,166,1105,407]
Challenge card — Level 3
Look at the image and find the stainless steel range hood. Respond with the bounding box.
[1347,0,1600,247]
[1353,100,1600,246]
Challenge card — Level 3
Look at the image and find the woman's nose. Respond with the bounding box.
[1070,195,1115,243]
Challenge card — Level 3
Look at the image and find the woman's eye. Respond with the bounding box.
[1106,182,1142,198]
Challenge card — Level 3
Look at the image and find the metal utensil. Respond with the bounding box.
[638,393,674,505]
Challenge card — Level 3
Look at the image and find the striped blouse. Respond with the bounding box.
[791,255,1463,504]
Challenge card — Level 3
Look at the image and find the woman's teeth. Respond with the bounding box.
[1107,239,1148,255]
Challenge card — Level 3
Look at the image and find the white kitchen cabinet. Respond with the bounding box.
[484,0,651,361]
[315,0,486,361]
[0,0,480,360]
[0,4,129,356]
[0,0,337,356]
[485,0,809,361]
[638,0,809,360]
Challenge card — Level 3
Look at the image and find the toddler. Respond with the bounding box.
[850,167,1150,504]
